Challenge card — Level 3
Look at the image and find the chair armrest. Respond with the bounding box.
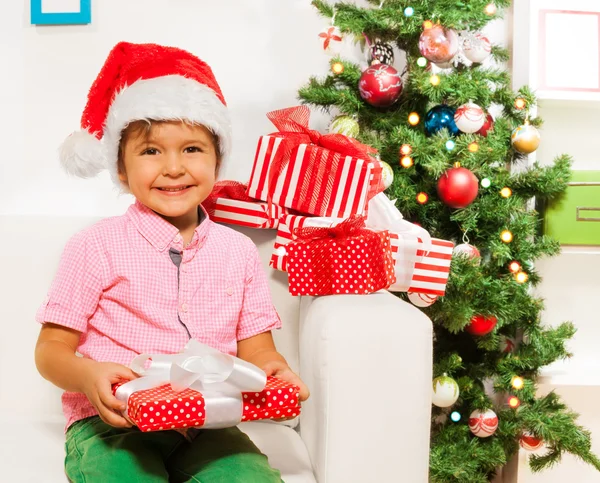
[298,291,432,483]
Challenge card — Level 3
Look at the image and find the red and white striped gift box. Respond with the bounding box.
[389,235,454,296]
[211,198,287,229]
[270,214,345,271]
[247,135,382,218]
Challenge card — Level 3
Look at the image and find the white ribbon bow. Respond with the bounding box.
[115,340,267,429]
[366,192,432,292]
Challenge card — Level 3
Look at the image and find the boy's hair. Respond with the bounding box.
[117,120,222,176]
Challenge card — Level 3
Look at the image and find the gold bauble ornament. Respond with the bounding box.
[511,121,540,154]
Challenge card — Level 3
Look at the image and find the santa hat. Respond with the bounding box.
[60,41,231,189]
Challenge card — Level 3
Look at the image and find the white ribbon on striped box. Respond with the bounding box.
[270,214,345,272]
[246,135,382,218]
[211,198,287,229]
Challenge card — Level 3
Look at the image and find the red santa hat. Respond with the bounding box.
[60,41,231,189]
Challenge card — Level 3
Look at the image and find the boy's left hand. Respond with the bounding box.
[261,360,310,402]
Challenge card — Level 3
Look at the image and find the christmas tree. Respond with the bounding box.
[300,1,600,481]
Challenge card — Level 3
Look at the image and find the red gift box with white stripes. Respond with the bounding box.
[210,198,287,229]
[389,235,454,296]
[113,377,300,432]
[246,135,383,218]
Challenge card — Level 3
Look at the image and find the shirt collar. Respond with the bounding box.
[127,200,211,252]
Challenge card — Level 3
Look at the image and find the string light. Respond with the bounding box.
[445,140,456,151]
[508,261,521,273]
[417,57,428,67]
[515,271,529,284]
[512,376,525,390]
[450,411,461,422]
[401,156,414,168]
[430,74,441,86]
[508,396,521,408]
[331,62,344,74]
[423,20,433,29]
[408,112,420,125]
[481,178,491,188]
[500,230,513,243]
[468,142,479,153]
[404,6,414,17]
[400,144,412,155]
[485,3,497,15]
[514,98,526,110]
[500,187,513,198]
[416,192,429,204]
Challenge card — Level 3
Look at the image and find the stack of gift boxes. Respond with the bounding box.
[204,106,454,298]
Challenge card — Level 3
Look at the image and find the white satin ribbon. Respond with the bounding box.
[366,193,432,292]
[115,340,267,429]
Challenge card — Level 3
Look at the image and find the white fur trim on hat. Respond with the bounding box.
[60,75,232,189]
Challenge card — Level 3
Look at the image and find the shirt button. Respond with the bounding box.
[226,287,233,296]
[181,303,188,312]
[174,234,182,242]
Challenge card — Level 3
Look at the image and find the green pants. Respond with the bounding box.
[65,416,283,482]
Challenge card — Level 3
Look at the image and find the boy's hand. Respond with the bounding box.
[80,361,138,428]
[261,360,310,402]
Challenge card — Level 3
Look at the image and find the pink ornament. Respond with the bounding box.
[358,64,403,108]
[463,33,492,63]
[469,409,498,438]
[453,243,481,264]
[408,292,438,307]
[520,432,544,451]
[319,26,342,53]
[454,101,485,134]
[419,25,459,63]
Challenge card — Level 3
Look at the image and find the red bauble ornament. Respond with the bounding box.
[520,433,544,451]
[358,64,403,108]
[466,315,498,336]
[477,113,495,137]
[437,166,479,209]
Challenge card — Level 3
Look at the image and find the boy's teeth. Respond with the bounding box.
[162,187,186,191]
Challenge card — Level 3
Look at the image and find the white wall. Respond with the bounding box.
[0,0,510,217]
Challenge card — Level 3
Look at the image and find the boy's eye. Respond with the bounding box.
[141,148,159,155]
[184,146,203,153]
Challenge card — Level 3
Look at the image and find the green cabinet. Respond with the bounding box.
[544,171,600,246]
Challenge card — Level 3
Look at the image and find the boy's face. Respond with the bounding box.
[119,122,218,229]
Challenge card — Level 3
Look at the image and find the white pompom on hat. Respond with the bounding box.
[59,41,231,188]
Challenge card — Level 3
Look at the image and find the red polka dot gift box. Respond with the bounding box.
[285,216,396,296]
[113,376,300,432]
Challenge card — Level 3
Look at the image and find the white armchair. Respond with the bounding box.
[0,216,433,482]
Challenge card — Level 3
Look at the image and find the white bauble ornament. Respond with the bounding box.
[380,161,394,189]
[408,292,438,307]
[469,409,498,438]
[463,32,492,63]
[454,101,485,134]
[432,375,460,408]
[329,115,360,137]
[318,26,343,55]
[520,432,544,451]
[453,243,481,265]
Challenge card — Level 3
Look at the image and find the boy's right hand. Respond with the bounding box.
[80,361,138,428]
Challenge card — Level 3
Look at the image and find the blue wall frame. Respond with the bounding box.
[31,0,91,25]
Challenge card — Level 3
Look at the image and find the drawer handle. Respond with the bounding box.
[576,207,600,222]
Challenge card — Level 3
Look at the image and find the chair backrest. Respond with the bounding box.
[0,215,300,424]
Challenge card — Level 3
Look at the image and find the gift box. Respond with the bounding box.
[270,213,345,272]
[392,236,454,296]
[365,193,454,297]
[285,216,396,296]
[114,341,301,432]
[246,106,383,218]
[203,181,287,229]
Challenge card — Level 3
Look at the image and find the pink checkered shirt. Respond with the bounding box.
[36,200,281,431]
